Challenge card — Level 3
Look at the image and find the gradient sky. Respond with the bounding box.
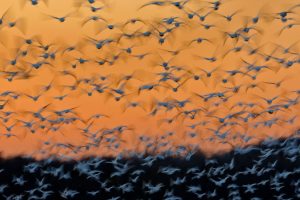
[0,0,299,158]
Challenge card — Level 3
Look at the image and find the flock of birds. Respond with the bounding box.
[0,0,298,199]
[0,135,299,199]
[0,0,297,157]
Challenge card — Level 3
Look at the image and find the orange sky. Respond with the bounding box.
[0,0,299,158]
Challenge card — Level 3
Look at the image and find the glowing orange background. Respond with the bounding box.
[0,0,299,158]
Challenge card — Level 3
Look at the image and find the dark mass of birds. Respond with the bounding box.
[0,135,299,199]
[0,0,299,198]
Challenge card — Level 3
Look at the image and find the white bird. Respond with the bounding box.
[60,188,79,199]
